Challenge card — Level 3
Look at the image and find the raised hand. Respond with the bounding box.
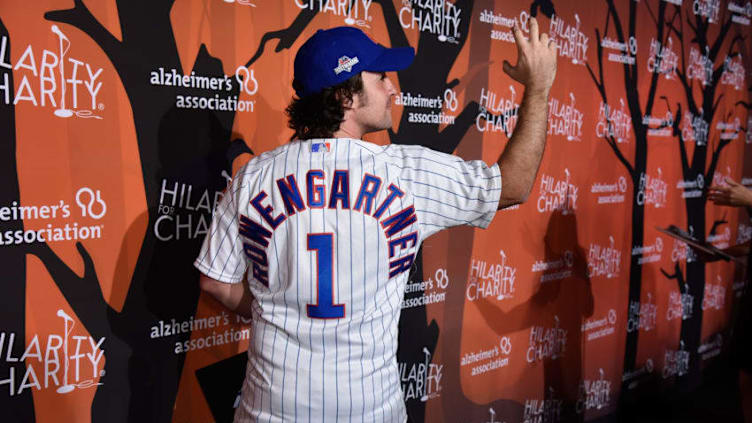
[503,17,558,94]
[708,177,752,208]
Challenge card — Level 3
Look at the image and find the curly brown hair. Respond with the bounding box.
[286,73,363,140]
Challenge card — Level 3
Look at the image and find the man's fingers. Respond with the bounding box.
[540,32,549,45]
[529,16,539,41]
[512,22,527,49]
[725,177,740,186]
[548,37,557,52]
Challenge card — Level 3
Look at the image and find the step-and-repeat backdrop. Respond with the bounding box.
[1,0,750,422]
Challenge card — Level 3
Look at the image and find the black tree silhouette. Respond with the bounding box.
[586,0,673,396]
[0,16,36,423]
[15,1,318,421]
[662,2,745,389]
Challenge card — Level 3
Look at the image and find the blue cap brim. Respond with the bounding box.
[363,46,415,72]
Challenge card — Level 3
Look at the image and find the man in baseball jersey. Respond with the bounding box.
[195,19,557,422]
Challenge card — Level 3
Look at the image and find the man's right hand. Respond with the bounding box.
[495,17,558,209]
[503,17,558,95]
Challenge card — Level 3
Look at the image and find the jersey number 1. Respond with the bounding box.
[307,233,345,319]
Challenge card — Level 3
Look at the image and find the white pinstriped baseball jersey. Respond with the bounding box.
[194,137,501,422]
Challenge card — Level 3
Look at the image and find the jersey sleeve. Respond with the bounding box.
[395,146,501,238]
[194,178,247,283]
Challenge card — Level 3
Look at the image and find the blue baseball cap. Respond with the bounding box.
[293,26,415,98]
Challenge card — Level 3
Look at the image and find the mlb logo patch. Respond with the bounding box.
[311,142,330,152]
[333,55,359,74]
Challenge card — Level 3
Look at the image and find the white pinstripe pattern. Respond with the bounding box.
[194,138,501,423]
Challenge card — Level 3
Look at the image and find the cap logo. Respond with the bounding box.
[334,56,359,74]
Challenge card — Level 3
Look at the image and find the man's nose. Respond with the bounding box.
[386,77,397,96]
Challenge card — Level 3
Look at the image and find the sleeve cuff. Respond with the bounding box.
[193,260,244,283]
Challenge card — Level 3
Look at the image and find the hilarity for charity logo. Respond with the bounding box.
[596,99,631,144]
[687,46,713,87]
[587,236,621,279]
[666,284,694,322]
[523,387,564,423]
[295,0,374,28]
[527,316,567,364]
[399,346,442,402]
[702,275,726,312]
[154,177,226,242]
[662,340,689,379]
[549,13,589,65]
[576,369,611,413]
[637,169,667,208]
[476,85,519,136]
[681,109,709,146]
[0,25,105,119]
[548,92,583,141]
[399,0,462,44]
[647,36,678,79]
[0,310,105,397]
[720,53,745,90]
[627,292,657,333]
[671,227,698,264]
[466,250,516,302]
[537,169,577,214]
[694,0,721,23]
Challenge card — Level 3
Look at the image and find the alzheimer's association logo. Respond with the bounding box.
[461,337,512,377]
